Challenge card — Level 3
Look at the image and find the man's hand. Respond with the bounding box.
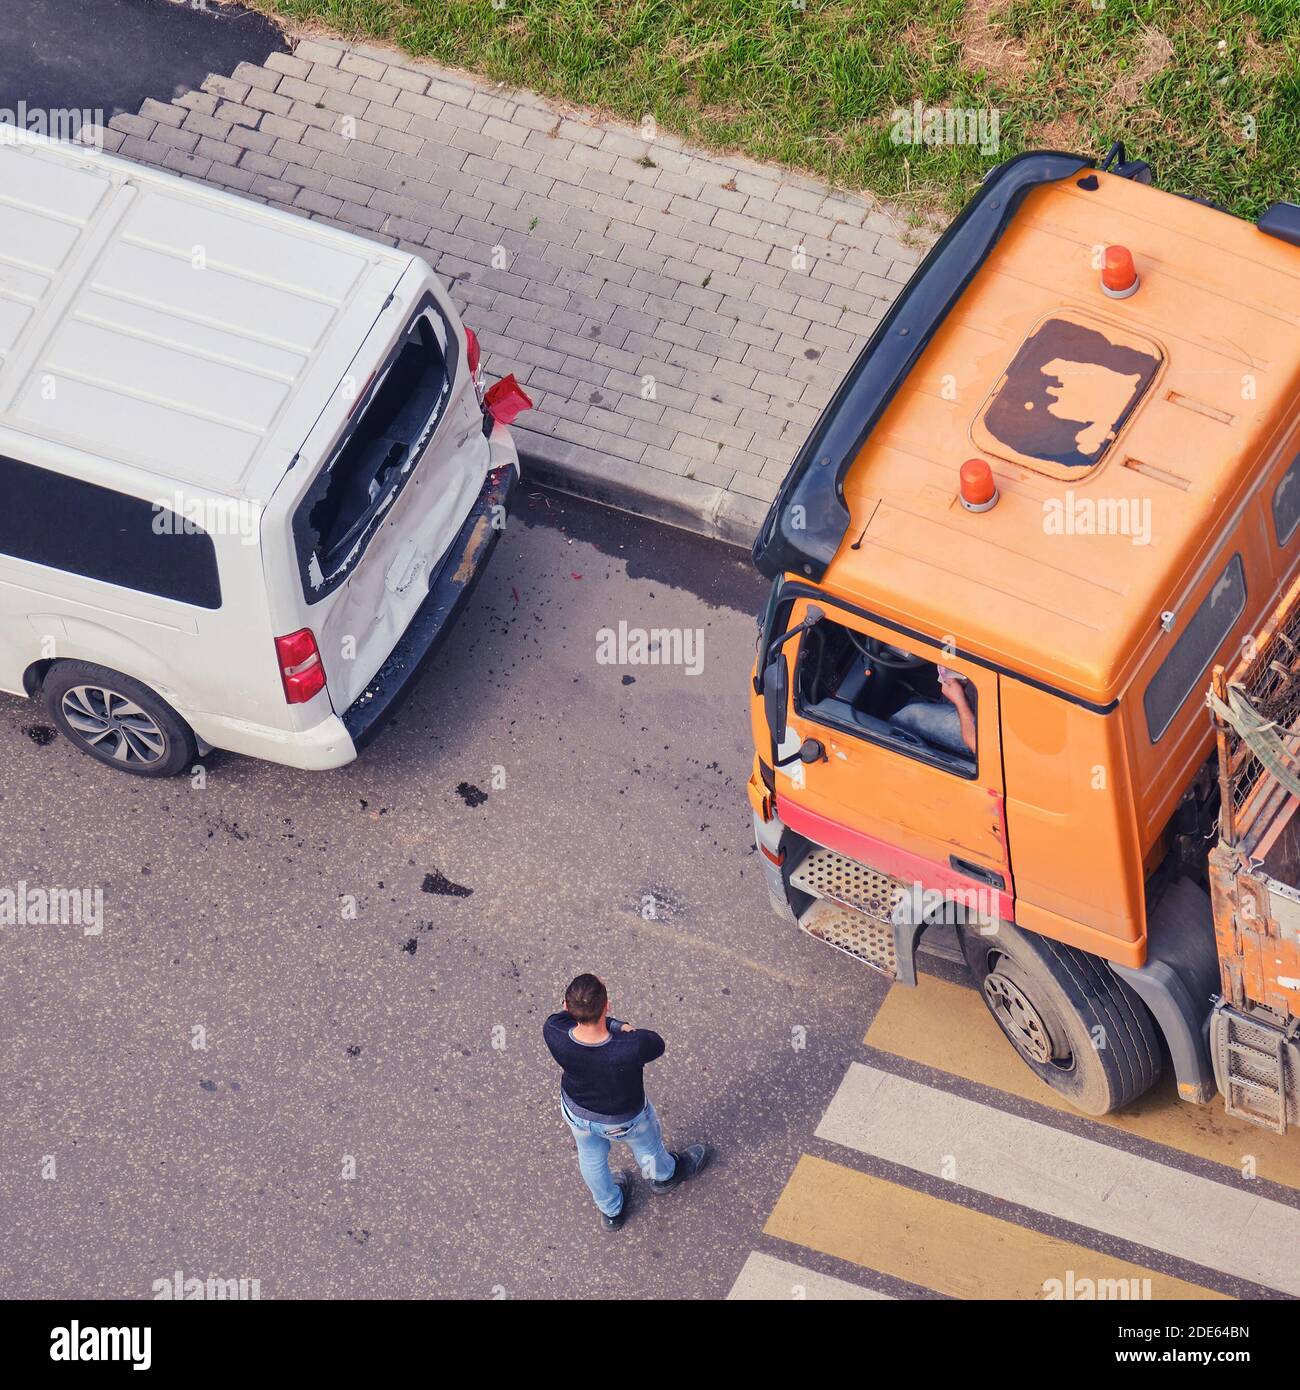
[939,675,968,710]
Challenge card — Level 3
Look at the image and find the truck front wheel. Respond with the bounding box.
[961,921,1162,1115]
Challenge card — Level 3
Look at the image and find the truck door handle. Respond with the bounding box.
[949,855,1005,890]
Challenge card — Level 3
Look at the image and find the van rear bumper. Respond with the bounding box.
[341,454,518,752]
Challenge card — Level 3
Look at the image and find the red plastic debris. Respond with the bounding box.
[484,374,533,426]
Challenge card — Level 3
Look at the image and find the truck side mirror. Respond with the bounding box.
[775,736,826,769]
[763,653,789,748]
[798,737,826,763]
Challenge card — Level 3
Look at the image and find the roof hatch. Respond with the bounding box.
[972,310,1163,479]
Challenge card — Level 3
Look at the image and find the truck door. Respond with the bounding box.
[772,594,1012,913]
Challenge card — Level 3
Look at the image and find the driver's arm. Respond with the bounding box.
[940,677,977,755]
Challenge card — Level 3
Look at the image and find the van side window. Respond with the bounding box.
[0,454,221,609]
[794,618,978,778]
[1273,452,1300,546]
[1144,553,1245,742]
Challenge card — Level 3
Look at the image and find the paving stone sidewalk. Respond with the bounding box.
[101,32,928,546]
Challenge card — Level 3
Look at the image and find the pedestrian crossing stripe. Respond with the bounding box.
[821,1063,1300,1296]
[728,1251,893,1300]
[865,974,1300,1190]
[766,1153,1229,1301]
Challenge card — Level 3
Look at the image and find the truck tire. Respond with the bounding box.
[961,921,1162,1115]
[44,661,197,778]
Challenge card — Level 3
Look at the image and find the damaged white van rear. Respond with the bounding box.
[0,133,527,775]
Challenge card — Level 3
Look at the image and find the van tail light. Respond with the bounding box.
[464,327,485,406]
[275,628,326,704]
[483,374,533,426]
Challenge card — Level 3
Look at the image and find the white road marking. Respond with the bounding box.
[817,1063,1300,1296]
[726,1250,893,1301]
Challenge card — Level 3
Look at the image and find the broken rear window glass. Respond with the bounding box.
[294,307,451,602]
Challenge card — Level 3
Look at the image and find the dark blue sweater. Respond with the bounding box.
[543,1012,666,1122]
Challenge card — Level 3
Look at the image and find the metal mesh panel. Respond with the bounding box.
[789,847,905,920]
[797,899,898,976]
[788,847,906,977]
[1218,583,1300,827]
[1215,1009,1290,1133]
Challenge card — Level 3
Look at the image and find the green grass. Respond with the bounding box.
[256,0,1300,220]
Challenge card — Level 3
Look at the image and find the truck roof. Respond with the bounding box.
[822,168,1300,706]
[0,133,414,502]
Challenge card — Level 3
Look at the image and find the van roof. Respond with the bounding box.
[0,134,416,501]
[824,169,1300,705]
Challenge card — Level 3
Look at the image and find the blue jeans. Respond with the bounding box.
[561,1099,676,1216]
[890,700,969,757]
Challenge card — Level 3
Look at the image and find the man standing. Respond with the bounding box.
[544,974,710,1231]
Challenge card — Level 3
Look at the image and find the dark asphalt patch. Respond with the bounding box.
[421,869,472,898]
[5,0,286,120]
[456,782,488,807]
[517,487,767,616]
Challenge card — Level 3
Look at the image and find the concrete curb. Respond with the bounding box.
[514,425,770,551]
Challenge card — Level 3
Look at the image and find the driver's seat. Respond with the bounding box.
[835,658,896,716]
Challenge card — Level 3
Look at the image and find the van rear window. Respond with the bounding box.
[294,302,452,602]
[1144,553,1246,742]
[0,453,221,608]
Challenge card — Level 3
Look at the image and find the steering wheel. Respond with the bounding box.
[847,631,930,671]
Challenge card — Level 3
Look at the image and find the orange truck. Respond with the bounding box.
[748,146,1300,1124]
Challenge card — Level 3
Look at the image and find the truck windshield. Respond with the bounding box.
[294,306,451,602]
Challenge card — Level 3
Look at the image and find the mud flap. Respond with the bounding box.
[888,897,926,988]
[1112,877,1219,1105]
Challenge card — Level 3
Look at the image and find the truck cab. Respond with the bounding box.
[749,150,1300,1120]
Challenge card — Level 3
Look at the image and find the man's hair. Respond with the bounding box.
[565,974,607,1024]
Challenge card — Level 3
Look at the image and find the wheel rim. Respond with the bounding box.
[982,969,1062,1068]
[61,685,167,766]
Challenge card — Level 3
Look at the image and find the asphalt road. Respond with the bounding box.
[6,0,284,120]
[0,490,884,1299]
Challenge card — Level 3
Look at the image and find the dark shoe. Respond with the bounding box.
[651,1144,711,1194]
[602,1172,632,1231]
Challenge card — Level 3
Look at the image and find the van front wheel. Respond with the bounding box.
[44,662,197,778]
[960,921,1161,1115]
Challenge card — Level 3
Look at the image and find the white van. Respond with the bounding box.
[0,133,527,776]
